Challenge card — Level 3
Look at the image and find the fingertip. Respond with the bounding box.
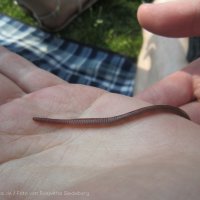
[138,0,200,37]
[137,3,164,35]
[137,3,153,28]
[193,75,200,101]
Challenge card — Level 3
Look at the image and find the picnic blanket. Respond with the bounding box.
[0,14,136,96]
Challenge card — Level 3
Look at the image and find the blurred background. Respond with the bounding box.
[0,0,144,58]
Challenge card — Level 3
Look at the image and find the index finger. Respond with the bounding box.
[137,0,200,37]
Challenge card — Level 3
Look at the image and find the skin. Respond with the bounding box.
[137,0,200,123]
[0,0,200,198]
[0,45,200,199]
[137,0,200,37]
[136,64,200,123]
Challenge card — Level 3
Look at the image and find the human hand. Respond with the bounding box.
[0,47,200,199]
[136,0,200,124]
[136,59,200,124]
[137,0,200,37]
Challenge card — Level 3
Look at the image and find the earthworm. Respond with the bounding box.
[33,105,190,126]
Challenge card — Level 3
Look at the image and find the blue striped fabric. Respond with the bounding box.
[0,14,136,96]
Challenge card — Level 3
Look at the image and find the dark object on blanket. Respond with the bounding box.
[15,0,98,32]
[187,37,200,62]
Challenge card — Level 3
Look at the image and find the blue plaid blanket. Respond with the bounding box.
[0,14,136,96]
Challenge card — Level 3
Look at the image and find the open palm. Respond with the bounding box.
[0,47,161,198]
[1,47,200,199]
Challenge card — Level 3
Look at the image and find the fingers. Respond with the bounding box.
[136,71,200,123]
[136,59,200,123]
[193,75,200,100]
[135,49,200,105]
[0,47,65,93]
[137,0,200,37]
[0,73,25,105]
[183,58,200,101]
[136,71,194,106]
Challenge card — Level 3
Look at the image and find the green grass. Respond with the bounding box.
[0,0,142,58]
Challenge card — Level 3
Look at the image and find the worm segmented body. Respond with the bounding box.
[33,105,190,126]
